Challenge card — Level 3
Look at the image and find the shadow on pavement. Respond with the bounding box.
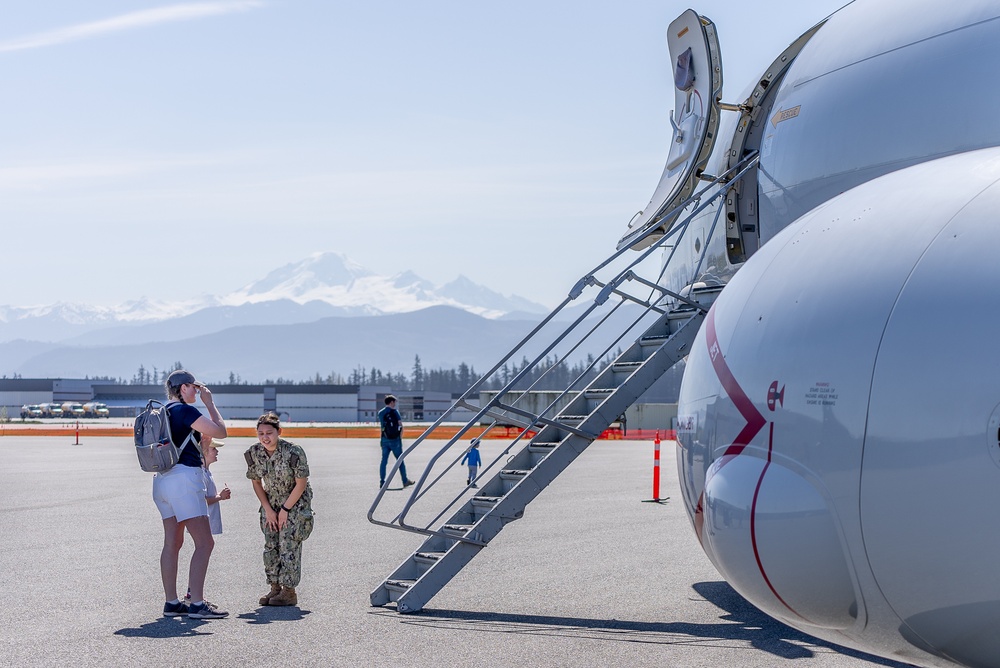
[236,607,313,625]
[690,581,914,666]
[114,607,313,635]
[375,581,914,667]
[114,617,214,638]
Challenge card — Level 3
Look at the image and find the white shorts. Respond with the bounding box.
[152,464,209,522]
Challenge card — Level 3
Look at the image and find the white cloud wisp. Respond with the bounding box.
[0,2,264,53]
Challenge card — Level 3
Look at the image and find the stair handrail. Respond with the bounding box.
[406,287,686,532]
[366,259,681,536]
[368,239,682,532]
[367,151,760,534]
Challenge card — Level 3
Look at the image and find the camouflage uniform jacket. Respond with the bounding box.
[244,438,313,512]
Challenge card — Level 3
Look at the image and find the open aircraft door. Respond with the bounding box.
[722,22,826,263]
[618,10,829,260]
[618,10,722,251]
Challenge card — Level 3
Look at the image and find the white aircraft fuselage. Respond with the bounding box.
[649,1,1000,666]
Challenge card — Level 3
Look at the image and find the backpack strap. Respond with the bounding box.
[164,401,203,460]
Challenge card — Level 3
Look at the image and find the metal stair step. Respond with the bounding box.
[612,361,643,371]
[528,442,558,453]
[639,334,671,346]
[413,552,445,564]
[385,579,415,593]
[557,415,588,423]
[527,442,557,466]
[499,469,529,493]
[442,524,473,536]
[412,552,444,575]
[470,496,499,519]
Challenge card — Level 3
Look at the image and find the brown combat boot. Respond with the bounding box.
[268,586,297,606]
[259,582,281,606]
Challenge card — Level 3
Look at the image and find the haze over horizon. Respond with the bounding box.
[3,0,848,310]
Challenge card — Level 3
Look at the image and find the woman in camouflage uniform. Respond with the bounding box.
[245,413,314,606]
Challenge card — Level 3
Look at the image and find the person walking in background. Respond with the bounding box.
[245,413,315,607]
[152,370,228,619]
[378,395,414,488]
[461,439,482,488]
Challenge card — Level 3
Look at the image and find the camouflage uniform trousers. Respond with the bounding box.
[260,507,314,587]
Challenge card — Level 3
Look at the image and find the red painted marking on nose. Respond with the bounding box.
[702,305,806,622]
[750,421,802,619]
[706,307,766,454]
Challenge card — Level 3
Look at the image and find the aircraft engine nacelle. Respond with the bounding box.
[677,147,1000,667]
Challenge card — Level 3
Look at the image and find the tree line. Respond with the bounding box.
[335,352,617,394]
[117,352,620,396]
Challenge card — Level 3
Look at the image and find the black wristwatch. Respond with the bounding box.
[280,505,292,513]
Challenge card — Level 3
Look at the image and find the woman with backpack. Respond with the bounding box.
[152,369,228,619]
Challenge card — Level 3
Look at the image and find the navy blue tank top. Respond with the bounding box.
[167,402,203,468]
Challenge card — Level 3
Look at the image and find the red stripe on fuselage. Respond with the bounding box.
[706,307,766,453]
[750,422,801,618]
[702,305,805,621]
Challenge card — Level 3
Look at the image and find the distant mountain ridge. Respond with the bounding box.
[2,304,684,402]
[0,252,548,344]
[4,306,540,381]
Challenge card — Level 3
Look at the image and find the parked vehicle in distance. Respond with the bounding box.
[39,403,64,418]
[20,404,43,419]
[60,402,85,418]
[82,402,109,418]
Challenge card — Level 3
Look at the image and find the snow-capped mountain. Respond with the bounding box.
[437,275,545,315]
[222,253,531,318]
[230,252,373,299]
[0,252,548,344]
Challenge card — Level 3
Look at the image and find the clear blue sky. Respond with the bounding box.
[2,0,849,309]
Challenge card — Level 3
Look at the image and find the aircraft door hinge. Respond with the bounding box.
[718,101,752,114]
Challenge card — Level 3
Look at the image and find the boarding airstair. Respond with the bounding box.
[368,152,760,614]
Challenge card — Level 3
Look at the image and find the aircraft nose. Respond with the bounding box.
[701,454,858,629]
[678,146,1000,660]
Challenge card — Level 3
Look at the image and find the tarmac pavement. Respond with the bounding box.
[0,435,914,667]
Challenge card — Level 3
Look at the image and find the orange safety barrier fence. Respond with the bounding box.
[0,424,676,441]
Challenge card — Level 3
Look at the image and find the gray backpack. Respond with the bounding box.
[134,400,198,473]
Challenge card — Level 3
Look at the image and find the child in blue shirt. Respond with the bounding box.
[461,440,482,488]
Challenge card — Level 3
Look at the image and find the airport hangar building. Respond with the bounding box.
[0,378,469,423]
